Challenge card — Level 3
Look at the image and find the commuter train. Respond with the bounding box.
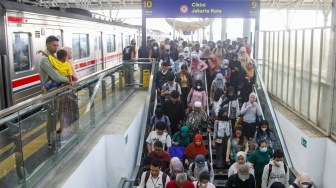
[0,1,142,110]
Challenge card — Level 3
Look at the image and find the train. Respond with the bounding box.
[0,1,144,110]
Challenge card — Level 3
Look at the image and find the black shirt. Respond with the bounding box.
[226,174,255,188]
[161,99,185,125]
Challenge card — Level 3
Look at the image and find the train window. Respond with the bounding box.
[45,29,63,48]
[12,33,31,72]
[72,34,90,60]
[125,35,131,46]
[107,34,116,53]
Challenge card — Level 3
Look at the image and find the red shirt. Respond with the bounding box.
[148,151,171,172]
[166,180,195,188]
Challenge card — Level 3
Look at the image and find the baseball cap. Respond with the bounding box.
[237,164,249,180]
[195,155,205,168]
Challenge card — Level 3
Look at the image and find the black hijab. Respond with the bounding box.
[194,79,205,91]
[223,86,237,105]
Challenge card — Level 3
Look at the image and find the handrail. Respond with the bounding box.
[254,66,293,169]
[253,87,265,120]
[118,61,158,187]
[0,64,123,118]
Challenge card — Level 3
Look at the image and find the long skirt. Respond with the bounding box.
[215,135,230,169]
[181,87,190,110]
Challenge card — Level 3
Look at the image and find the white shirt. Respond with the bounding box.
[146,131,172,150]
[138,171,170,188]
[190,50,202,60]
[192,181,216,188]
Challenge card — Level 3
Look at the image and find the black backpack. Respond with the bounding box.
[214,88,224,101]
[122,46,134,60]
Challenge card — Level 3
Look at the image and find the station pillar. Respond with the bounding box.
[243,18,252,38]
[221,18,227,40]
[209,18,214,41]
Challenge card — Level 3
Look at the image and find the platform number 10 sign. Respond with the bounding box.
[143,0,153,8]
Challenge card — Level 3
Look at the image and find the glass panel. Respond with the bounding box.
[264,32,270,88]
[277,31,284,99]
[282,31,290,103]
[301,29,312,118]
[107,34,116,53]
[13,33,31,72]
[294,30,303,112]
[272,31,278,96]
[0,112,24,187]
[80,34,89,58]
[72,34,80,60]
[287,30,296,108]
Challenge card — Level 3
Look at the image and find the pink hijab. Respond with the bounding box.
[61,47,79,82]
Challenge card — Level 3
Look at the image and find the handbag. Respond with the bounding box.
[237,115,243,125]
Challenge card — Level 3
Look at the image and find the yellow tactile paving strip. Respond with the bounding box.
[0,79,125,180]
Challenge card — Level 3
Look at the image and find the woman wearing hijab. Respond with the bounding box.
[58,47,79,143]
[216,86,240,133]
[191,55,208,86]
[200,46,211,60]
[241,60,256,103]
[241,92,262,152]
[238,46,250,68]
[184,134,207,166]
[212,107,231,172]
[175,64,192,110]
[217,59,231,87]
[210,73,225,118]
[227,151,254,177]
[187,79,207,110]
[229,54,242,94]
[205,54,219,93]
[289,172,312,188]
[172,126,193,149]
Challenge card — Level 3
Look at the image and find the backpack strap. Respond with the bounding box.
[162,173,167,188]
[144,171,151,188]
[267,164,272,186]
[207,162,211,173]
[191,163,195,176]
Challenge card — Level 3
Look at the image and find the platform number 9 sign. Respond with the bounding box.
[251,1,257,8]
[143,0,153,8]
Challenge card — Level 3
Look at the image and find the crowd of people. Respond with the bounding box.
[131,36,314,188]
[37,35,313,188]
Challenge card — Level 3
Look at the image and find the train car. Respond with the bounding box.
[0,1,141,110]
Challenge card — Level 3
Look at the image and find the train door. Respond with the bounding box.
[94,32,103,71]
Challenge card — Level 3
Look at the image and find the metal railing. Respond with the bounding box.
[0,63,139,188]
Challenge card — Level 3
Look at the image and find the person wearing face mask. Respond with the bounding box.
[213,40,226,61]
[228,151,254,178]
[149,42,160,62]
[225,45,235,61]
[212,107,231,173]
[185,101,207,135]
[193,171,216,188]
[166,160,193,181]
[190,55,208,86]
[238,46,250,68]
[187,80,207,111]
[288,172,312,188]
[229,54,242,95]
[217,59,231,87]
[210,73,225,119]
[159,53,174,73]
[261,149,289,188]
[248,140,273,188]
[175,65,192,111]
[226,163,256,188]
[253,120,276,150]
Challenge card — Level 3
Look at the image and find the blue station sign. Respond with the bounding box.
[143,0,260,18]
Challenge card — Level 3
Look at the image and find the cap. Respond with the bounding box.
[237,164,249,180]
[194,101,202,108]
[270,182,286,188]
[195,155,205,168]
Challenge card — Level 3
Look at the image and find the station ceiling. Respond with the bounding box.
[21,0,332,11]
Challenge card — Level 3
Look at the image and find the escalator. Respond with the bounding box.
[119,59,298,187]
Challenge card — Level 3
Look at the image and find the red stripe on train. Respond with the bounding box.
[7,16,27,23]
[12,74,40,88]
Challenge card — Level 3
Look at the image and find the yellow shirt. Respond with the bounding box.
[181,74,188,88]
[48,56,72,76]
